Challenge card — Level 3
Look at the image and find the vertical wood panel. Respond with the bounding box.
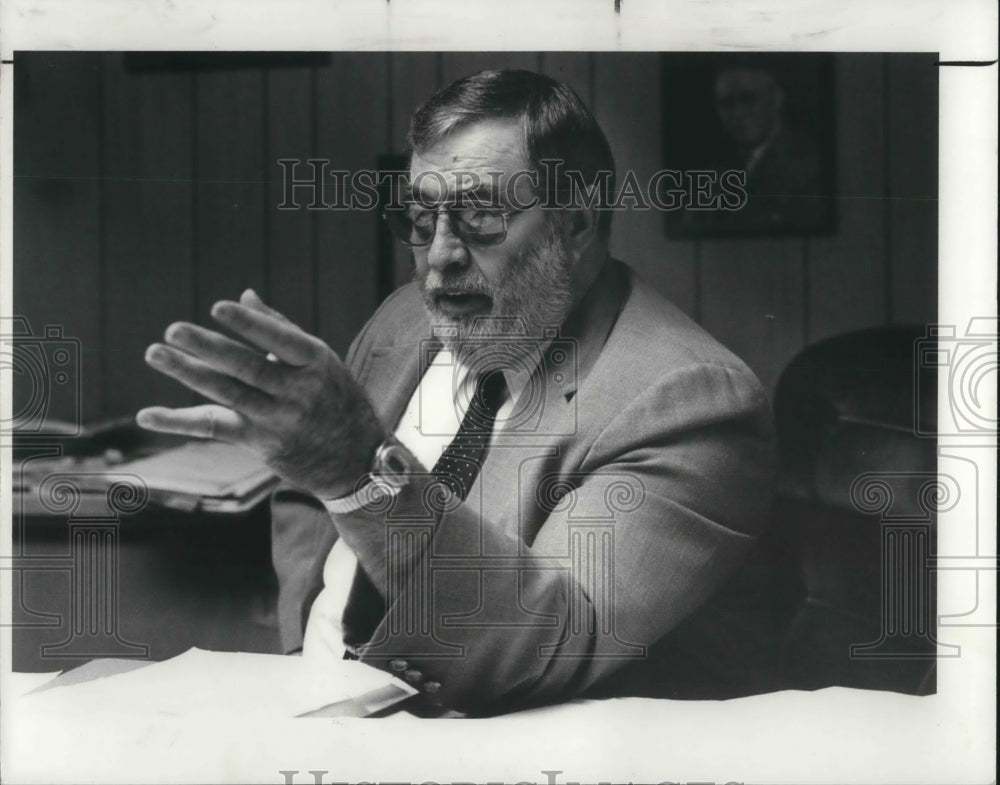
[195,69,267,324]
[267,66,318,335]
[887,54,938,325]
[103,55,195,417]
[391,52,440,151]
[389,53,440,290]
[315,54,388,355]
[12,53,104,423]
[593,54,697,317]
[807,54,887,344]
[700,239,805,394]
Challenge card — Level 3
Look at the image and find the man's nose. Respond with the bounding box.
[425,211,470,272]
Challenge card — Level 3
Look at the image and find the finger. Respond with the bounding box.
[163,321,283,394]
[238,291,289,363]
[210,300,320,367]
[239,288,291,323]
[136,404,246,442]
[145,343,273,416]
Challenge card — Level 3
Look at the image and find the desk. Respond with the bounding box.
[10,501,280,673]
[2,676,963,785]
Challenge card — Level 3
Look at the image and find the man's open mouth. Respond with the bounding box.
[434,291,492,317]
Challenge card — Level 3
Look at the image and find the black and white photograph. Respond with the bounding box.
[661,52,836,237]
[0,2,996,784]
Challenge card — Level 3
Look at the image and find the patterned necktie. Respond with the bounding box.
[341,367,507,652]
[431,368,507,501]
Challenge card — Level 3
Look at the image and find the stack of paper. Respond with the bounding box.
[15,440,280,514]
[120,440,279,511]
[17,648,415,719]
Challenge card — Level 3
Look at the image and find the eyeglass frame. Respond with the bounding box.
[381,200,527,248]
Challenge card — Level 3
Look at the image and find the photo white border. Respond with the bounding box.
[1,1,996,783]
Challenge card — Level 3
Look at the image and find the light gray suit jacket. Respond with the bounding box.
[271,260,777,714]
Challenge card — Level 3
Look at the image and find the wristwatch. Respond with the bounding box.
[322,436,413,514]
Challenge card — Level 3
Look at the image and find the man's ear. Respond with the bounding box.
[564,207,600,262]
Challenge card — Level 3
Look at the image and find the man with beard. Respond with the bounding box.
[137,69,777,715]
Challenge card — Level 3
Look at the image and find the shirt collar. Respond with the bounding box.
[439,344,543,411]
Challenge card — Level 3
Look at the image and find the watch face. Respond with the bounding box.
[376,441,411,486]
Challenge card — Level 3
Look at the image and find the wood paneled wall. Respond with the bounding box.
[13,52,937,422]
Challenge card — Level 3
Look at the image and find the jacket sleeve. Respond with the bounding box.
[269,289,398,653]
[329,361,775,714]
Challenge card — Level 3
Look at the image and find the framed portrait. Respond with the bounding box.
[661,52,836,238]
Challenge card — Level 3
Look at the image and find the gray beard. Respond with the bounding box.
[418,218,574,365]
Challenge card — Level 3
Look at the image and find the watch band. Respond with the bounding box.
[322,437,412,514]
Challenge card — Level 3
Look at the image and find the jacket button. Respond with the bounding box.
[423,681,441,693]
[403,669,423,683]
[389,659,408,672]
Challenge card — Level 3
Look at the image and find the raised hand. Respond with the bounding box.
[136,289,387,499]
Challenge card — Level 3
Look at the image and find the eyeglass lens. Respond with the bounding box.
[384,204,507,247]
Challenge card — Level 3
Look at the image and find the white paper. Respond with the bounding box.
[6,671,62,698]
[16,648,413,719]
[120,441,275,498]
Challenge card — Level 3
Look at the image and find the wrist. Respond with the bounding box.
[322,435,414,514]
[312,423,386,500]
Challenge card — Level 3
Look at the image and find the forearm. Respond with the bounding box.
[322,364,776,713]
[328,445,769,714]
[329,471,597,712]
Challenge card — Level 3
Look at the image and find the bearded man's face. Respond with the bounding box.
[409,119,575,359]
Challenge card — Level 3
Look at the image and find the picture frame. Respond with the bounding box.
[661,52,836,238]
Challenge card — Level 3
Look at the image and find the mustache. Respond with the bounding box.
[421,272,492,298]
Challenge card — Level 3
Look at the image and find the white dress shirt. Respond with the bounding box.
[302,346,529,664]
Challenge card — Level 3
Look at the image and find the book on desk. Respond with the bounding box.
[13,418,280,516]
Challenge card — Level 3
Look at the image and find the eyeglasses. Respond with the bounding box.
[382,202,520,248]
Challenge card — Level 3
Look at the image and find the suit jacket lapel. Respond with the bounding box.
[475,260,631,543]
[360,340,433,432]
[343,261,630,636]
